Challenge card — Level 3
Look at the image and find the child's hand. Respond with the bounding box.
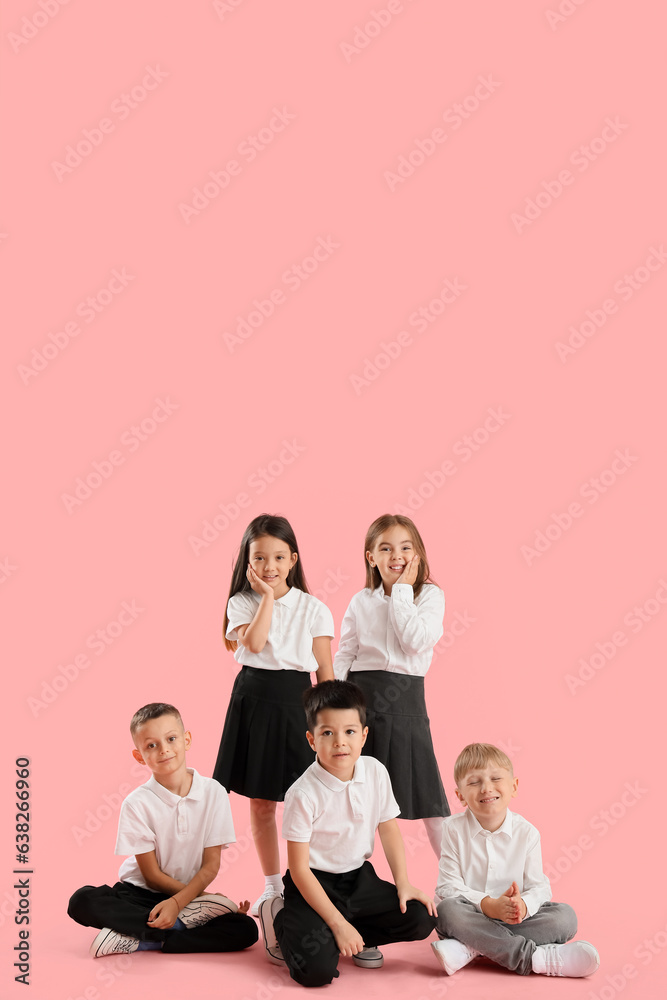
[238,900,250,914]
[396,555,420,587]
[397,882,437,917]
[332,919,365,958]
[246,564,274,596]
[481,885,524,924]
[147,897,180,929]
[504,881,527,924]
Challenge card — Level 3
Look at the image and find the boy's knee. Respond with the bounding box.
[67,885,97,924]
[405,899,438,940]
[290,963,338,988]
[555,902,578,941]
[436,896,471,937]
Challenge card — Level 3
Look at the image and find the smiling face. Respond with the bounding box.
[248,534,298,598]
[366,524,416,595]
[307,707,368,782]
[132,713,191,785]
[455,762,518,831]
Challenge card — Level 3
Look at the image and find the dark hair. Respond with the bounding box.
[130,702,182,737]
[364,514,435,598]
[223,514,309,652]
[303,680,366,731]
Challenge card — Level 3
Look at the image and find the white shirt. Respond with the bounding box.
[282,756,399,874]
[115,769,235,888]
[436,809,552,917]
[334,584,444,678]
[227,588,334,672]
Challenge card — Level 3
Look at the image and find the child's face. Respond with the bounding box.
[455,762,518,831]
[307,708,368,782]
[132,713,191,781]
[248,535,297,598]
[366,524,416,592]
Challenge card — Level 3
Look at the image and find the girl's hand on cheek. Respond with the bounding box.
[396,555,419,587]
[247,564,274,596]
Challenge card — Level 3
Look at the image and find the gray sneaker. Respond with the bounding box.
[352,946,384,969]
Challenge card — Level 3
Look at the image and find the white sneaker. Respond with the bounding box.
[352,946,384,968]
[258,896,286,966]
[532,941,600,977]
[90,928,140,958]
[251,885,283,917]
[431,938,479,975]
[178,894,238,928]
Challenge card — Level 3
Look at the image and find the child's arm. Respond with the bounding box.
[236,567,274,653]
[287,841,365,957]
[312,635,334,682]
[332,600,359,680]
[378,819,436,915]
[388,574,445,656]
[137,845,222,929]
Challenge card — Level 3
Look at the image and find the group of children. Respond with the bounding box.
[68,514,600,985]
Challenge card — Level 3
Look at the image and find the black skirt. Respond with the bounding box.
[352,670,450,820]
[213,666,314,801]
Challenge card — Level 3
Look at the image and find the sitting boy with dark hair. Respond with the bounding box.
[259,680,436,987]
[68,703,257,957]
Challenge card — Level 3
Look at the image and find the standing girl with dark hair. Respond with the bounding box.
[213,514,334,914]
[334,514,449,860]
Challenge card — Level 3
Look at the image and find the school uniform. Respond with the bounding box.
[435,809,577,975]
[334,584,449,819]
[67,769,257,952]
[213,588,334,801]
[275,756,436,987]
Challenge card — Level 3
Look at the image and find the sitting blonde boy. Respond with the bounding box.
[432,743,599,978]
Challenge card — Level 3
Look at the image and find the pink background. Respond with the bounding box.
[3,1,665,997]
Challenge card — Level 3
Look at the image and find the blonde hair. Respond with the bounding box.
[364,514,435,598]
[454,743,513,785]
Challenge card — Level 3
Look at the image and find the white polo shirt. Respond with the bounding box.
[334,584,444,679]
[227,587,334,672]
[282,756,399,874]
[115,769,235,889]
[436,808,552,917]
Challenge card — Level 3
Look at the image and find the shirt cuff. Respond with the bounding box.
[391,584,415,602]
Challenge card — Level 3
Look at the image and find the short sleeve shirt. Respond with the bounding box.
[282,756,400,873]
[115,769,235,888]
[227,588,334,671]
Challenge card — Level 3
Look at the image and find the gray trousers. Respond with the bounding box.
[436,896,577,976]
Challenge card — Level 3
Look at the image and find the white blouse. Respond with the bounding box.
[333,583,444,678]
[226,587,334,672]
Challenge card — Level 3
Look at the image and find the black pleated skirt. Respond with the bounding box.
[213,666,313,801]
[352,670,450,820]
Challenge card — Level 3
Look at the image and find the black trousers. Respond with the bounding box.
[68,882,258,954]
[274,862,436,987]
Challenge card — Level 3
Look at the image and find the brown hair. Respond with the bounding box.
[364,514,435,598]
[454,743,514,785]
[223,514,309,652]
[130,703,183,738]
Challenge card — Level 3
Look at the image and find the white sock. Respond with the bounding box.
[423,817,444,858]
[265,874,283,892]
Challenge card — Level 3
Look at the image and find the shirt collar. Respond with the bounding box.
[251,587,298,607]
[466,807,514,839]
[145,768,202,806]
[371,585,388,601]
[312,756,367,792]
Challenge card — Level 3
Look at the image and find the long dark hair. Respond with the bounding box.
[364,514,435,599]
[223,514,309,651]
